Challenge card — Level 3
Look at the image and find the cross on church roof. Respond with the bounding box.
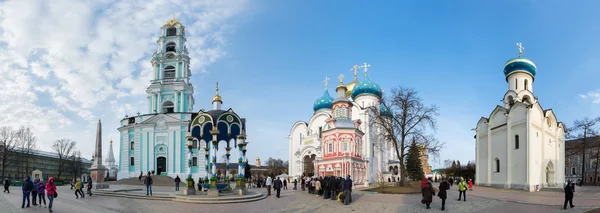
[516,42,524,57]
[323,76,330,90]
[360,62,370,76]
[350,64,359,80]
[338,74,344,85]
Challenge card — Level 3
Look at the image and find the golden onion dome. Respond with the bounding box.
[212,82,222,102]
[345,80,357,98]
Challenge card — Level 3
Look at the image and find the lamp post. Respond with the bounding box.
[183,132,196,195]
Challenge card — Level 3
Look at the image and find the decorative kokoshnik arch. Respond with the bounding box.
[187,108,248,191]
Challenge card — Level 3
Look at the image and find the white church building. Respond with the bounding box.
[474,45,566,191]
[117,18,206,180]
[289,64,398,185]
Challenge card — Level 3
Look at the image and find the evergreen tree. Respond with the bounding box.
[451,160,457,177]
[405,139,424,181]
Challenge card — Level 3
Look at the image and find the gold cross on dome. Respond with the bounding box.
[338,74,344,85]
[350,64,359,80]
[360,62,371,76]
[323,76,330,90]
[516,42,524,57]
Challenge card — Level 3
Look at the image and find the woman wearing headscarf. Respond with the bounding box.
[421,177,428,189]
[46,177,57,212]
[421,178,435,209]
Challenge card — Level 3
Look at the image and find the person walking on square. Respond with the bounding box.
[70,178,75,190]
[87,178,93,196]
[301,178,305,191]
[32,178,39,206]
[283,179,287,190]
[421,178,435,209]
[274,177,283,198]
[139,171,143,182]
[144,172,153,196]
[564,180,575,209]
[468,179,473,191]
[22,175,34,208]
[197,177,203,191]
[37,178,47,207]
[330,176,338,201]
[265,175,273,196]
[174,175,181,191]
[75,178,83,198]
[438,178,450,211]
[46,177,57,213]
[457,177,467,201]
[343,175,353,205]
[3,178,10,193]
[293,179,297,190]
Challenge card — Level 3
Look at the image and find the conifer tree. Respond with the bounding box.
[405,138,424,181]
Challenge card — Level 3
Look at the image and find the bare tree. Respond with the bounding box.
[16,126,37,177]
[368,87,444,186]
[52,139,76,178]
[0,126,18,179]
[567,117,600,185]
[70,150,83,178]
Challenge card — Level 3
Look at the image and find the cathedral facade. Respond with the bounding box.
[474,46,566,191]
[288,64,396,186]
[117,18,206,180]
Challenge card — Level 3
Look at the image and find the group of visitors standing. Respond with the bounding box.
[264,176,284,198]
[421,177,470,211]
[301,175,353,205]
[16,176,57,212]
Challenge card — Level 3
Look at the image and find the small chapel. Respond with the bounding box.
[474,43,566,192]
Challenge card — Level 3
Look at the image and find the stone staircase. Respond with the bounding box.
[113,175,176,187]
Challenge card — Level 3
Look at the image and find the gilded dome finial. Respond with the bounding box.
[516,42,524,58]
[213,82,222,102]
[164,15,182,27]
[350,64,359,81]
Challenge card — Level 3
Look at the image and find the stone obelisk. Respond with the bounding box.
[89,119,109,189]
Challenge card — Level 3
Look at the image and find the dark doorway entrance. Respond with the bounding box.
[157,157,166,175]
[303,154,316,177]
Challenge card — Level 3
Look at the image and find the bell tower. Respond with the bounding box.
[147,16,195,114]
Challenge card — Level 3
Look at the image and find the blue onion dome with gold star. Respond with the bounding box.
[351,75,382,99]
[380,102,392,117]
[503,43,537,81]
[313,90,334,112]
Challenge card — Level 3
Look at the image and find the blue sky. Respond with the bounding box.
[1,0,599,169]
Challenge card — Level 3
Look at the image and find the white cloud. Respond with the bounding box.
[579,91,600,104]
[0,0,248,163]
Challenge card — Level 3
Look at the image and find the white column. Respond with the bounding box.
[506,114,512,188]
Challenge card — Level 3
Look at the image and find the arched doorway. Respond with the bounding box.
[546,161,555,186]
[303,154,316,177]
[157,157,167,175]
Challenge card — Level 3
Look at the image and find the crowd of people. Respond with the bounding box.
[296,175,354,205]
[3,175,59,212]
[420,177,471,211]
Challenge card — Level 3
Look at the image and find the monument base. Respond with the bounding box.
[183,187,196,195]
[233,188,247,195]
[207,189,219,197]
[94,182,110,189]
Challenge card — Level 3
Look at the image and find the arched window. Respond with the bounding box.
[130,157,134,166]
[162,101,174,113]
[166,42,176,52]
[164,66,175,79]
[343,142,348,152]
[495,158,500,173]
[192,140,198,149]
[515,135,519,149]
[130,141,134,150]
[166,27,176,36]
[515,78,518,90]
[524,79,529,90]
[328,143,332,153]
[192,157,198,166]
[572,167,576,175]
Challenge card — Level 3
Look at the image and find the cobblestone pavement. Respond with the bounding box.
[468,185,600,207]
[1,185,599,213]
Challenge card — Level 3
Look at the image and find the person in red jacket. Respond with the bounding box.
[468,179,473,191]
[46,177,57,213]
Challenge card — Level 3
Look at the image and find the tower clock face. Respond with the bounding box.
[166,52,175,59]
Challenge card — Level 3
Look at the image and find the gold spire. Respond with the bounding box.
[212,82,222,102]
[164,15,182,27]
